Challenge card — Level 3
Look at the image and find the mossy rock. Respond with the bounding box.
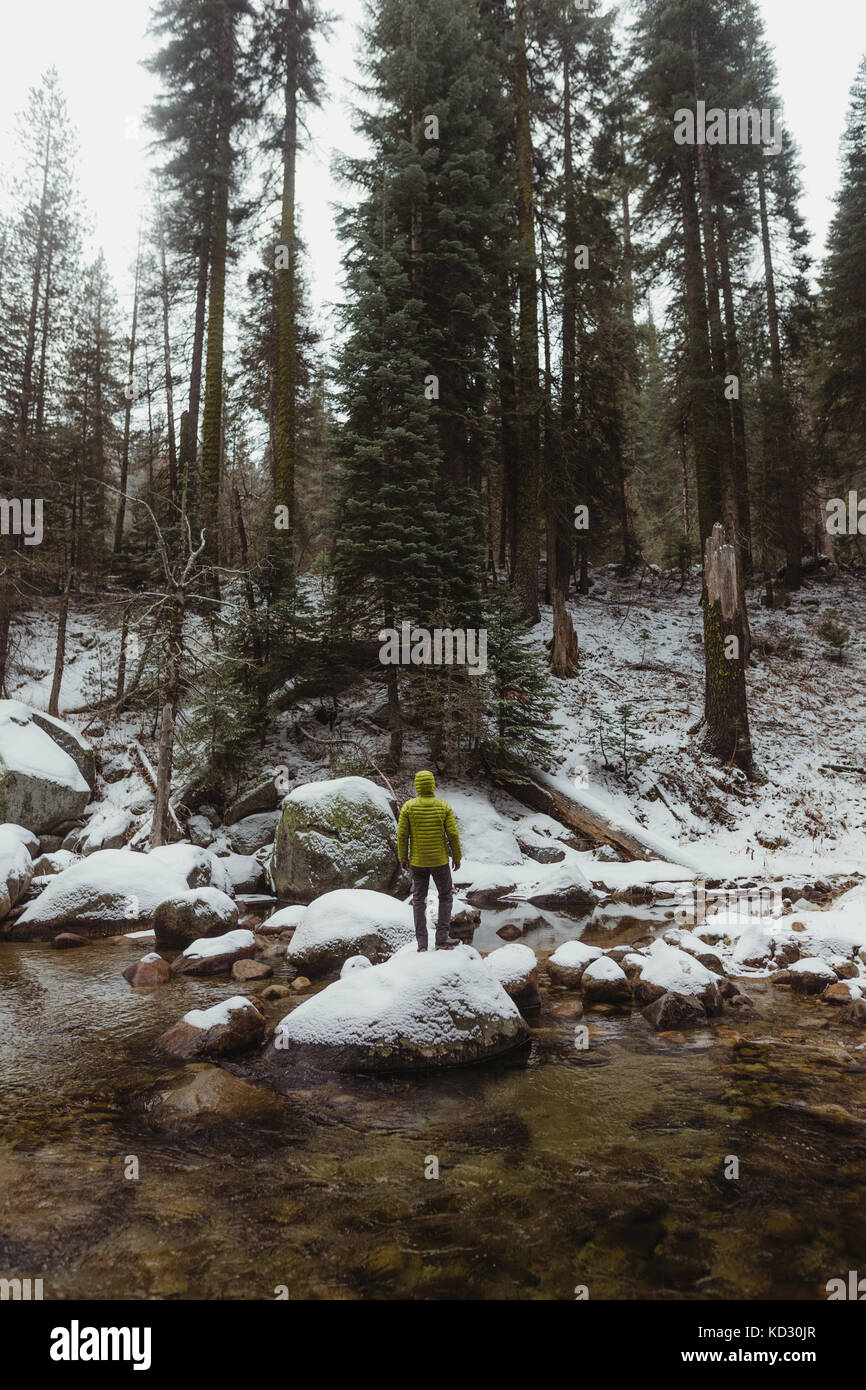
[271,776,400,901]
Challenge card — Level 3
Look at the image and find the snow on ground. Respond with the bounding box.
[6,568,864,902]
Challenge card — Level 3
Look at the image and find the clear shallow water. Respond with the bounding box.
[1,916,865,1301]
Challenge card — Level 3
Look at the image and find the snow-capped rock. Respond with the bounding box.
[269,943,529,1071]
[581,955,631,1004]
[286,887,414,975]
[547,938,603,987]
[153,886,239,947]
[0,825,34,921]
[12,843,232,938]
[0,701,91,832]
[170,927,257,977]
[483,942,541,1014]
[158,995,266,1059]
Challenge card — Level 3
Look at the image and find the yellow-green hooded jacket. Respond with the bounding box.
[397,771,462,868]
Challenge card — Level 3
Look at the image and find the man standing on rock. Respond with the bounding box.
[397,770,462,951]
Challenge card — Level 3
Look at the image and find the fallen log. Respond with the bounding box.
[480,746,705,872]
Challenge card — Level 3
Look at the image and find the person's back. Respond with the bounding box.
[397,771,462,950]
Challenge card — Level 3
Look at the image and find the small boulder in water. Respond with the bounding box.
[123,952,170,987]
[483,943,541,1015]
[581,955,631,1005]
[547,939,603,988]
[157,996,266,1060]
[170,928,256,977]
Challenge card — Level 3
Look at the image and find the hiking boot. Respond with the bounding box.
[435,936,460,949]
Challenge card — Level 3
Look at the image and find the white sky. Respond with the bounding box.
[0,0,863,329]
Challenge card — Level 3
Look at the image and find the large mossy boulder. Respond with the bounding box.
[0,702,91,833]
[271,776,400,901]
[268,944,530,1072]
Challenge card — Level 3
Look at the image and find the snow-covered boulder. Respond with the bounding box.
[217,852,263,894]
[547,939,603,988]
[632,939,724,1013]
[187,813,216,848]
[271,776,400,901]
[0,702,91,832]
[153,886,239,947]
[170,928,256,977]
[258,904,306,936]
[228,811,280,855]
[483,943,541,1014]
[0,825,34,921]
[12,844,231,938]
[789,957,836,994]
[269,944,530,1072]
[71,808,134,855]
[147,843,232,893]
[31,848,78,879]
[157,996,266,1059]
[581,955,631,1005]
[286,888,414,975]
[0,823,39,856]
[27,708,96,791]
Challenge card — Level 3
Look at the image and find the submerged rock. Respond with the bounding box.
[51,931,88,950]
[286,887,414,975]
[270,776,400,900]
[157,996,266,1059]
[148,1063,283,1126]
[232,958,273,982]
[268,944,530,1072]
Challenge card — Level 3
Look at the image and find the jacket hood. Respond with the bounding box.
[414,770,436,796]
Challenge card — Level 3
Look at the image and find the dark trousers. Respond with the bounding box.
[411,864,453,948]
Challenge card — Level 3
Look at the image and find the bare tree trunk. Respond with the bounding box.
[702,523,752,773]
[511,0,541,623]
[151,589,184,846]
[48,575,71,716]
[114,235,142,552]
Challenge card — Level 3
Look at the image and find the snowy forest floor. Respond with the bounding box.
[7,563,865,888]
